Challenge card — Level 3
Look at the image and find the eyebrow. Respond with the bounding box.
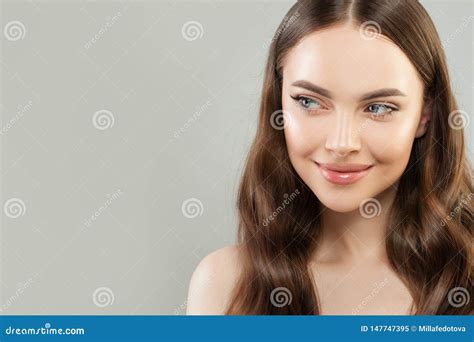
[291,80,407,101]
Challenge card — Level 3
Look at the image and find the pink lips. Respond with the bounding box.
[316,162,373,185]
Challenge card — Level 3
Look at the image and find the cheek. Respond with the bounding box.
[284,120,313,158]
[283,103,329,159]
[364,116,419,179]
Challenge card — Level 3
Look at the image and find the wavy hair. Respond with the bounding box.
[225,0,473,315]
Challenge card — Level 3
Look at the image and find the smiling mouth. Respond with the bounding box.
[315,162,374,185]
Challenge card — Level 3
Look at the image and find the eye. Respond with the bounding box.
[290,95,324,111]
[366,103,397,119]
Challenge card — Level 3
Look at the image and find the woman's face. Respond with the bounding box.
[282,24,430,212]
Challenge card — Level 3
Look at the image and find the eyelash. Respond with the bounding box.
[290,95,398,120]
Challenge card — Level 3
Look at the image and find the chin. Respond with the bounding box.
[315,192,365,213]
[305,176,382,213]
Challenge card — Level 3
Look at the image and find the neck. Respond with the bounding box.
[314,186,397,265]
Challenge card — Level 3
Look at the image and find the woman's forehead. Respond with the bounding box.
[282,24,423,98]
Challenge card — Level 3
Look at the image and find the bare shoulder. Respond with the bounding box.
[186,245,243,315]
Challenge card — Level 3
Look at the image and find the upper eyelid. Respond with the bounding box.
[365,103,398,110]
[291,95,326,107]
[362,99,399,108]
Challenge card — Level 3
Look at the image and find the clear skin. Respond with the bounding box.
[187,23,431,315]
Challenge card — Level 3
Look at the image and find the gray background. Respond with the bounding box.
[0,0,472,314]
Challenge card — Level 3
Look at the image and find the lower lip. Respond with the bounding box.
[316,163,373,185]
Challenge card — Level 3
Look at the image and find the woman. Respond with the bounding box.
[187,0,473,315]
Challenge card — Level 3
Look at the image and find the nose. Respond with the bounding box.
[325,111,361,157]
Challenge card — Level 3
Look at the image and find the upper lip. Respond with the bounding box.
[316,162,373,172]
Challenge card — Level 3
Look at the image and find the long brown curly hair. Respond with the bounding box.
[225,0,473,315]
